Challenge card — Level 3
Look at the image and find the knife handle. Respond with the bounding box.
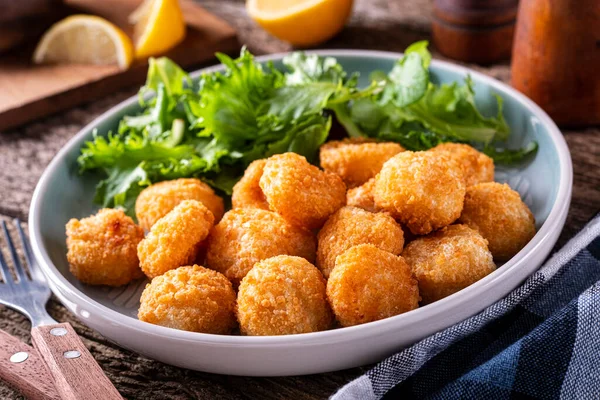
[0,329,59,400]
[31,322,123,400]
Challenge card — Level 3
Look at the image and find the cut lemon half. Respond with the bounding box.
[246,0,353,47]
[33,15,134,70]
[131,0,186,59]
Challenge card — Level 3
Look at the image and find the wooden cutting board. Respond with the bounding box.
[0,0,239,131]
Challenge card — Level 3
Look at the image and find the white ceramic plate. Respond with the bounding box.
[29,50,572,376]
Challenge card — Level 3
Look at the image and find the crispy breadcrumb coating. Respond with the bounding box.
[458,182,536,261]
[205,208,316,287]
[138,200,214,279]
[320,139,404,188]
[138,265,236,334]
[317,206,404,278]
[135,178,224,230]
[259,152,346,230]
[231,159,269,210]
[373,151,466,235]
[326,244,419,327]
[430,143,494,187]
[237,255,332,335]
[403,224,496,304]
[66,209,144,286]
[346,178,381,213]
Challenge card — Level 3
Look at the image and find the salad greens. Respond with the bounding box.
[78,41,537,214]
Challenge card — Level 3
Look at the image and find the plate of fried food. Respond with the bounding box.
[29,42,572,376]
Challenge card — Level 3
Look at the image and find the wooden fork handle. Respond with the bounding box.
[31,322,123,400]
[0,329,59,400]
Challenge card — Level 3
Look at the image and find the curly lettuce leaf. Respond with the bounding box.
[283,52,346,85]
[79,44,533,214]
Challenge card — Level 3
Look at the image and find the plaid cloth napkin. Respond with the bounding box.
[333,214,600,400]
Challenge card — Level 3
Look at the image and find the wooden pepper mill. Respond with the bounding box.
[511,0,600,126]
[432,0,519,64]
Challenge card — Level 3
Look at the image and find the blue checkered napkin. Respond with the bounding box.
[332,215,600,400]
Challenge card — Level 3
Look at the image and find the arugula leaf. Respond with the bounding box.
[483,141,539,165]
[404,40,432,68]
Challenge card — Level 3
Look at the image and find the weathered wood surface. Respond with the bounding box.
[0,0,598,398]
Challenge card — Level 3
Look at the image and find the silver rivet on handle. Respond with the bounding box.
[50,327,68,336]
[10,351,29,363]
[63,350,81,359]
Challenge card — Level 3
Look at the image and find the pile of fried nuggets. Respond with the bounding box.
[66,140,536,336]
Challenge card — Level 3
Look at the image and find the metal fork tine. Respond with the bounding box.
[0,238,13,283]
[1,220,28,282]
[15,219,45,282]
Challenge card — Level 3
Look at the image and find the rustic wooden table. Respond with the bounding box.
[0,0,598,398]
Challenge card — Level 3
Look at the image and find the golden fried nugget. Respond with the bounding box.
[320,139,404,188]
[403,224,496,304]
[327,244,419,327]
[138,200,214,279]
[373,151,466,235]
[259,152,346,230]
[231,159,269,210]
[317,206,404,278]
[135,178,224,230]
[237,255,332,335]
[458,182,536,261]
[346,178,381,213]
[138,265,236,334]
[66,209,144,286]
[205,208,316,287]
[430,143,494,187]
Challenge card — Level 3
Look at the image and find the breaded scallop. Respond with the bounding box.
[237,255,332,335]
[320,139,404,188]
[138,265,236,334]
[135,178,224,230]
[430,143,494,187]
[259,152,346,230]
[346,178,381,213]
[66,209,144,286]
[403,224,496,304]
[326,244,419,327]
[138,200,214,279]
[458,182,536,261]
[317,206,404,278]
[373,151,466,235]
[231,159,269,210]
[205,208,316,287]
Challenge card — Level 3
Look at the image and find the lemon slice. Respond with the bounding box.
[131,0,186,59]
[246,0,353,47]
[33,15,134,69]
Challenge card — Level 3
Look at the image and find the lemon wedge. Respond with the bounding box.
[33,15,134,69]
[131,0,186,59]
[246,0,353,47]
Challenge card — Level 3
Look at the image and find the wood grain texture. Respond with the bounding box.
[0,0,598,399]
[0,0,238,131]
[31,322,123,400]
[0,329,60,400]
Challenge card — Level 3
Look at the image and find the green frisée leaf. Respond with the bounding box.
[283,52,346,84]
[78,42,533,214]
[142,57,191,97]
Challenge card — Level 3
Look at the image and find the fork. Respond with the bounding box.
[0,219,123,400]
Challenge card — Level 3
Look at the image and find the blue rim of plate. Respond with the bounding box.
[29,49,573,346]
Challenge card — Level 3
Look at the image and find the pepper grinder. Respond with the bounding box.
[511,0,600,126]
[432,0,519,64]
